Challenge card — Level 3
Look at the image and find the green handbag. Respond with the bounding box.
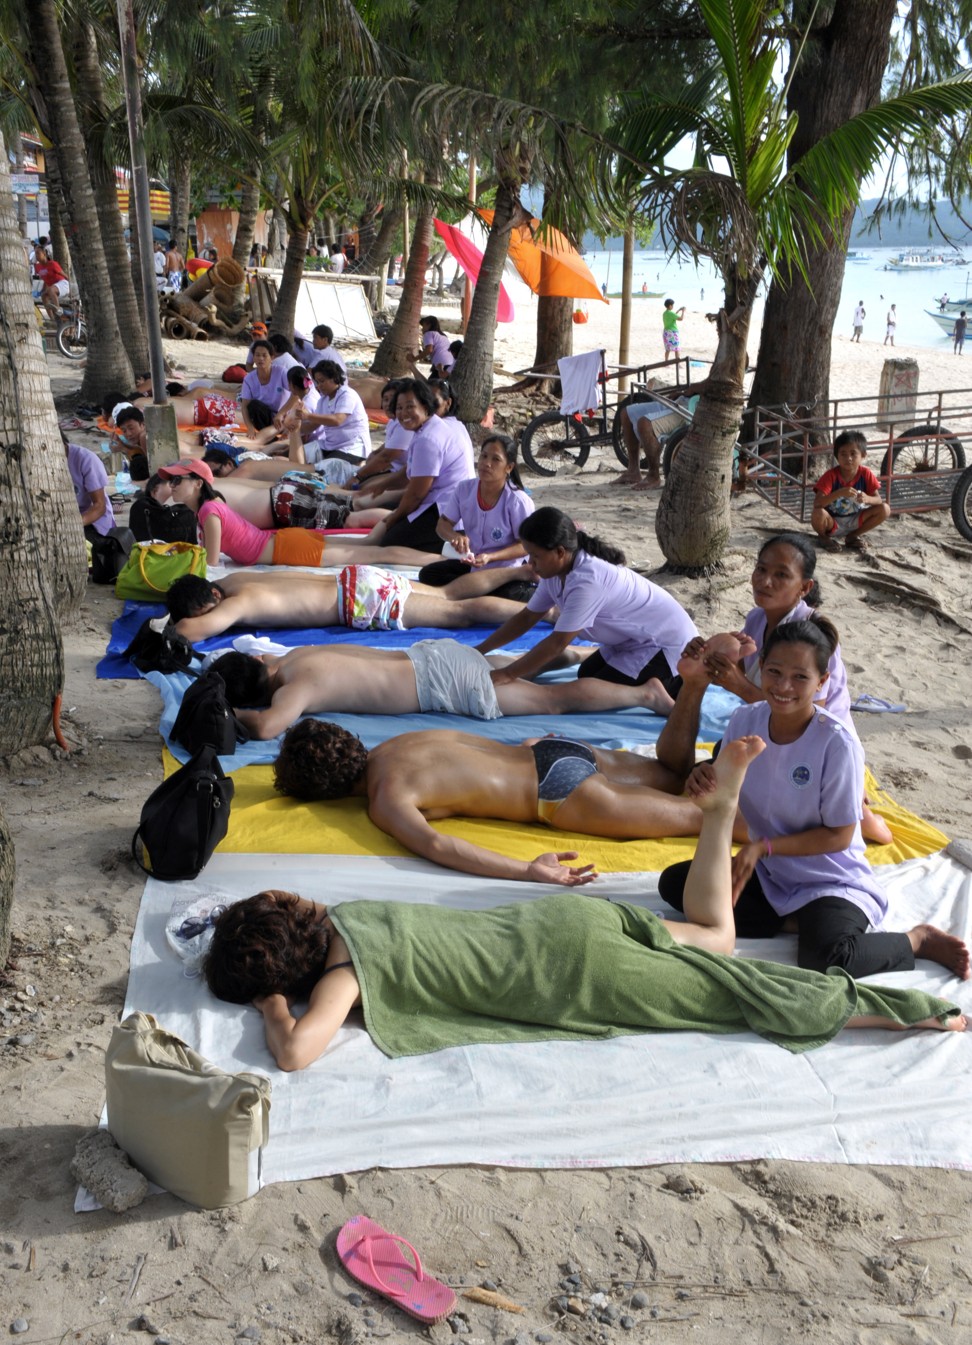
[115,541,208,600]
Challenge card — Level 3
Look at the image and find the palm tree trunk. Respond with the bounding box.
[168,154,191,256]
[43,156,72,279]
[28,0,133,401]
[271,219,309,337]
[73,19,149,376]
[450,179,517,423]
[533,293,573,371]
[11,133,28,239]
[747,0,896,412]
[371,199,434,376]
[0,804,13,971]
[0,135,82,754]
[233,173,262,266]
[655,268,758,573]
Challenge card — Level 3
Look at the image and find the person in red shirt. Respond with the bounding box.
[811,430,890,555]
[33,246,70,320]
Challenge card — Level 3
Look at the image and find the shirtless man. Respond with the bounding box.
[165,567,553,642]
[165,239,185,287]
[268,654,721,882]
[218,635,679,740]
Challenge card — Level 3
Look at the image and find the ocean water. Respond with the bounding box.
[581,247,972,352]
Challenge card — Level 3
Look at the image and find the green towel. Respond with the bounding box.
[329,894,958,1058]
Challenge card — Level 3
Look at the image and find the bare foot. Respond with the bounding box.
[917,1012,968,1032]
[611,473,640,487]
[847,1011,968,1033]
[639,677,675,717]
[696,735,766,812]
[676,651,711,687]
[861,804,893,846]
[907,924,971,979]
[631,475,662,491]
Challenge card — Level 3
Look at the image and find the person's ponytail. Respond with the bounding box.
[576,530,626,566]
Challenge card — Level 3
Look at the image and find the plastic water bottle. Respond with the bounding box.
[100,439,112,463]
[115,467,133,495]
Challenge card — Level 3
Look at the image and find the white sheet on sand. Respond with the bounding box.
[99,850,972,1194]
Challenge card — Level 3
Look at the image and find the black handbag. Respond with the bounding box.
[123,617,197,675]
[90,526,135,583]
[132,745,234,881]
[171,668,249,756]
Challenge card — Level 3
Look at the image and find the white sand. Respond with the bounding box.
[1,301,971,1343]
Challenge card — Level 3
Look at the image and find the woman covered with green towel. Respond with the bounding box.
[204,737,965,1072]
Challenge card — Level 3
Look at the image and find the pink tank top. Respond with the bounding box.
[198,498,272,565]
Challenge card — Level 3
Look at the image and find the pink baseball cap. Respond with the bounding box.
[158,460,215,485]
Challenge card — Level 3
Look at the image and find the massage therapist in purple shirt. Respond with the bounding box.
[477,506,697,717]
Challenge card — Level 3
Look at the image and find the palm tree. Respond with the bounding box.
[611,0,972,572]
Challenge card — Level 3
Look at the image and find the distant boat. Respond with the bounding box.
[887,251,950,271]
[845,250,871,262]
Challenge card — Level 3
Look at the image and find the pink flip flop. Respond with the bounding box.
[336,1215,456,1323]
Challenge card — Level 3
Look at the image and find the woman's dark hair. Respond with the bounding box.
[287,364,311,392]
[762,615,839,675]
[191,472,221,504]
[143,472,166,498]
[129,454,150,482]
[250,338,274,356]
[381,377,409,403]
[757,533,822,608]
[215,652,272,706]
[428,378,459,419]
[313,359,346,387]
[102,391,130,419]
[274,719,369,800]
[480,433,524,490]
[392,378,437,418]
[202,447,236,471]
[204,892,330,1004]
[448,339,463,359]
[419,315,442,333]
[166,574,221,620]
[269,333,293,356]
[519,507,625,566]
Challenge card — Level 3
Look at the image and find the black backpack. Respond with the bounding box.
[131,745,234,881]
[123,617,197,675]
[171,668,250,756]
[90,526,135,584]
[128,496,198,545]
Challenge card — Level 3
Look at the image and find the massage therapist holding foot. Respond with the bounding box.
[203,736,967,1072]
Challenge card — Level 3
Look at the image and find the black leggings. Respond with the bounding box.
[658,862,915,978]
[246,398,276,430]
[577,648,683,699]
[381,504,444,554]
[418,558,537,603]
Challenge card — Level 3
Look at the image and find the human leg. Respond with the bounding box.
[493,673,676,718]
[653,651,710,784]
[630,419,662,489]
[847,501,890,542]
[657,861,783,939]
[381,505,445,554]
[613,406,643,485]
[795,896,922,978]
[661,735,768,952]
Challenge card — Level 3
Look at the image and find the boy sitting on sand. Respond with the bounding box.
[811,430,890,556]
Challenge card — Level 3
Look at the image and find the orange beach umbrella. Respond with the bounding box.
[477,211,607,303]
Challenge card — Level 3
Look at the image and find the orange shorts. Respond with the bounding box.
[271,528,326,567]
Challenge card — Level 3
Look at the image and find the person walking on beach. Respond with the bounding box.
[662,298,685,362]
[953,310,967,355]
[852,301,865,342]
[884,304,896,346]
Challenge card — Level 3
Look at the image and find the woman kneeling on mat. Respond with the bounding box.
[203,736,965,1073]
[158,461,439,568]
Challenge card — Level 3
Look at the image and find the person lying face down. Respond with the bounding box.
[203,736,967,1072]
[216,611,700,742]
[266,652,726,884]
[165,566,548,643]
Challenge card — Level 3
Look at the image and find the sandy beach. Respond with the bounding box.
[2,287,971,1344]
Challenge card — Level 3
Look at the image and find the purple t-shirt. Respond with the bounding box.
[303,344,347,374]
[527,549,698,678]
[306,383,370,458]
[741,600,855,739]
[67,441,115,536]
[405,416,475,521]
[436,478,534,566]
[241,363,290,411]
[423,329,455,371]
[726,701,886,925]
[384,417,414,462]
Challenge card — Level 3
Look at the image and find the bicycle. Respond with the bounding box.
[518,351,691,477]
[34,293,88,361]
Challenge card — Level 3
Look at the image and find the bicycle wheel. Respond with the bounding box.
[56,316,88,361]
[950,465,972,542]
[661,424,689,479]
[519,411,591,476]
[880,424,966,476]
[611,395,639,465]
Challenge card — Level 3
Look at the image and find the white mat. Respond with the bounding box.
[115,851,972,1184]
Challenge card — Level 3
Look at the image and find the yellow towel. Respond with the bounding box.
[162,753,948,871]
